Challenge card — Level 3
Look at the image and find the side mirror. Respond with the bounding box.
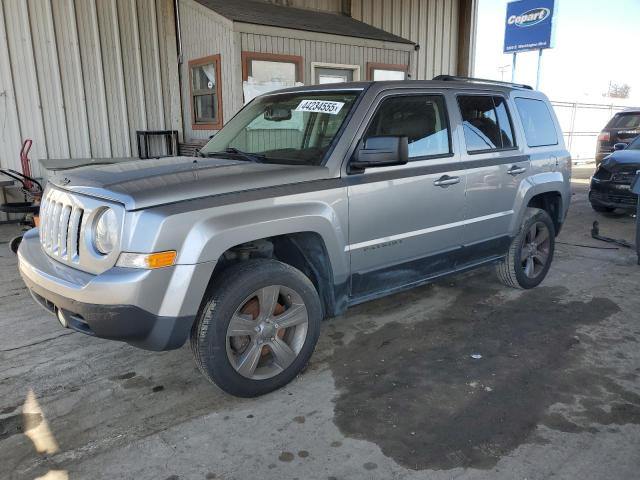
[350,136,409,171]
[614,142,627,151]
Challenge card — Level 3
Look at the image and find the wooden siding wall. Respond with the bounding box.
[351,0,460,79]
[178,0,242,141]
[0,0,181,176]
[239,32,410,86]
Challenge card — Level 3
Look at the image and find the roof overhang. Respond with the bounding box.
[232,22,415,52]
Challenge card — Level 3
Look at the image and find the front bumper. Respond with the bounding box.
[589,179,637,210]
[18,229,213,351]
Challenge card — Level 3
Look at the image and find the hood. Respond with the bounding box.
[48,156,332,210]
[601,149,640,170]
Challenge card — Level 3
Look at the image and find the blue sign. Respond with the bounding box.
[504,0,555,53]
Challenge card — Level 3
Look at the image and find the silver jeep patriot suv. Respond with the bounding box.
[19,77,571,397]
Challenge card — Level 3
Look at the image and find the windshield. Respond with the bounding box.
[199,90,361,165]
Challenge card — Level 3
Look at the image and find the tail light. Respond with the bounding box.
[598,131,610,142]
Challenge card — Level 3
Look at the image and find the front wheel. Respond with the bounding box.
[191,259,322,397]
[10,235,23,254]
[496,208,555,289]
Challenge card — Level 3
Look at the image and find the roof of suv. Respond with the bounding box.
[271,79,538,96]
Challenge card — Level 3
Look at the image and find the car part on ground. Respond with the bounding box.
[591,221,634,249]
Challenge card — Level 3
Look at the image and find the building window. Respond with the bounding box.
[311,62,360,84]
[457,95,516,153]
[366,62,407,81]
[189,54,223,130]
[242,52,303,84]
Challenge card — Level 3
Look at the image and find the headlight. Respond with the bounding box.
[93,208,119,254]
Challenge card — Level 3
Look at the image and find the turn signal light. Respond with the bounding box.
[116,251,177,269]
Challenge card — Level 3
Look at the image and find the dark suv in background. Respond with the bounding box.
[596,108,640,165]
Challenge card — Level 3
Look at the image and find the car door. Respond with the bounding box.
[346,90,466,300]
[454,92,529,259]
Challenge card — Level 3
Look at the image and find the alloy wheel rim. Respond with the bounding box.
[225,285,309,380]
[520,221,551,279]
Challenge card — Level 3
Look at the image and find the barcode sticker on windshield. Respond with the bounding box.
[295,100,344,115]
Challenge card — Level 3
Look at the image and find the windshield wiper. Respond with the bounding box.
[201,147,266,163]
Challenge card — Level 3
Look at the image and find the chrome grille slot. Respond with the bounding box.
[50,202,62,253]
[59,205,72,258]
[67,208,83,260]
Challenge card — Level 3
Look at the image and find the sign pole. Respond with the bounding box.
[511,52,517,83]
[535,49,543,89]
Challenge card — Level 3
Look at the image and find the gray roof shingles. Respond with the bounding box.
[193,0,414,45]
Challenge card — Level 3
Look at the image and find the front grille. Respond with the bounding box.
[591,190,637,206]
[607,193,637,205]
[40,190,84,263]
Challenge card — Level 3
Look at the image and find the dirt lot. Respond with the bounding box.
[1,165,639,480]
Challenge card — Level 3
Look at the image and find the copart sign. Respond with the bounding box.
[503,0,555,53]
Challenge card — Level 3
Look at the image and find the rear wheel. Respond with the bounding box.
[496,208,555,289]
[191,259,322,397]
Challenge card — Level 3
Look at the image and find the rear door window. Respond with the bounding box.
[514,97,559,147]
[365,94,451,160]
[458,95,516,152]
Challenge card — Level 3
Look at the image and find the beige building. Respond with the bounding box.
[0,0,477,175]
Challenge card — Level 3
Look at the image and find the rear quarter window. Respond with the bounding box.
[514,98,558,147]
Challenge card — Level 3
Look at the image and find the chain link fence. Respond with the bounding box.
[551,100,635,164]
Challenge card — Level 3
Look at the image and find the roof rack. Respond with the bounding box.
[432,75,533,90]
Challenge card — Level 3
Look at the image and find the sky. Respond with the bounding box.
[473,0,640,103]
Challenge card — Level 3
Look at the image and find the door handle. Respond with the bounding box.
[433,175,460,187]
[507,165,527,175]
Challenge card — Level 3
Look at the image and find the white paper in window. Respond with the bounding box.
[295,100,344,115]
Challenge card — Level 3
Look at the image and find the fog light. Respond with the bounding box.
[116,251,177,269]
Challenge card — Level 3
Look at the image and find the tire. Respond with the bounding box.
[591,204,615,213]
[496,207,555,289]
[190,258,322,397]
[10,235,23,254]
